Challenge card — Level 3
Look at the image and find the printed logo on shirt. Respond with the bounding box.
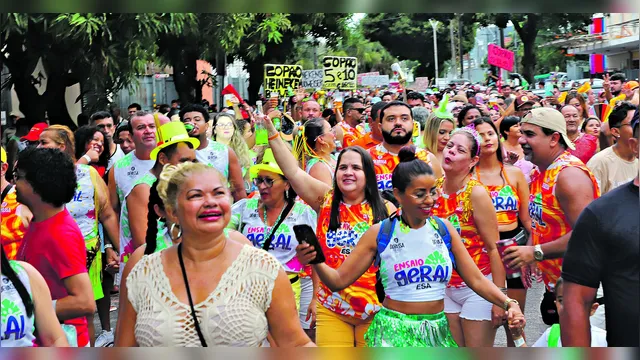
[490,187,518,212]
[446,214,462,236]
[127,166,138,177]
[529,193,546,228]
[376,173,393,191]
[389,237,405,251]
[1,299,27,341]
[245,225,294,251]
[326,221,369,255]
[392,252,450,290]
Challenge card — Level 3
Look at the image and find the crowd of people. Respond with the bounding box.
[1,71,638,348]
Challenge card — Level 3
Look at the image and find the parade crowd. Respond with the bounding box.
[1,72,638,348]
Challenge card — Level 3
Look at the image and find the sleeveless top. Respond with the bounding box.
[195,139,230,178]
[369,143,433,191]
[432,177,491,287]
[113,152,155,206]
[1,187,28,260]
[529,151,600,288]
[305,155,336,179]
[338,121,365,148]
[1,261,36,347]
[126,245,280,347]
[316,191,381,319]
[66,165,100,246]
[228,198,317,273]
[475,166,520,226]
[379,218,453,302]
[119,172,157,274]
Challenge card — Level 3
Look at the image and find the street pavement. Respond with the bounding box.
[95,280,549,347]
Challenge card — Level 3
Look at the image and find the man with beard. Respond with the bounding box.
[295,99,322,123]
[179,104,246,201]
[367,101,443,192]
[503,107,599,320]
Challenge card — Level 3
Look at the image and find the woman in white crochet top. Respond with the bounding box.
[115,162,314,347]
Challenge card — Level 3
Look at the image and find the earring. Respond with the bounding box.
[285,189,290,199]
[170,223,182,240]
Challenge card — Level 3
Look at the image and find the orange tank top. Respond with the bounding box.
[339,122,365,148]
[475,166,520,226]
[528,152,600,288]
[1,186,28,260]
[432,177,491,287]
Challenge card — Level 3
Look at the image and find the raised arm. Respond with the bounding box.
[262,113,331,211]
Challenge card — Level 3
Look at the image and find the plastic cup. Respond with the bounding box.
[497,238,522,279]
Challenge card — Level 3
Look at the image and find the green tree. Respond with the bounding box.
[475,13,592,83]
[361,14,477,79]
[1,13,196,128]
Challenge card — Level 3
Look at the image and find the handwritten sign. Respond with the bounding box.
[322,56,358,90]
[357,71,380,85]
[301,69,324,89]
[412,77,430,92]
[487,44,514,72]
[360,75,390,87]
[264,64,302,97]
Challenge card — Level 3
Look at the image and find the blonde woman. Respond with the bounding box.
[115,162,313,347]
[422,98,456,165]
[212,113,253,191]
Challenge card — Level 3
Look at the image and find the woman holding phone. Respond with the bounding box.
[295,146,526,347]
[262,111,395,347]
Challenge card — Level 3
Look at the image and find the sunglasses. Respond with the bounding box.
[351,108,366,113]
[253,177,279,188]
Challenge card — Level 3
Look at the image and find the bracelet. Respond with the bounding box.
[499,287,508,295]
[104,243,113,249]
[513,336,526,347]
[52,300,57,311]
[268,133,280,141]
[82,154,92,163]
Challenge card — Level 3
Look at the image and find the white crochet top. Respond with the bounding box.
[126,245,281,347]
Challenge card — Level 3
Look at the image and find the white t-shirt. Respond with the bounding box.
[586,146,637,194]
[108,144,125,171]
[533,325,607,347]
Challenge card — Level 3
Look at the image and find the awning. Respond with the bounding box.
[540,18,639,56]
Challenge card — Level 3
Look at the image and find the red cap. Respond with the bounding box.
[21,122,49,142]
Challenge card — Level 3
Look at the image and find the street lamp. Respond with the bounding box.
[429,19,439,86]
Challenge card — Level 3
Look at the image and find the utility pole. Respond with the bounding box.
[429,19,439,85]
[513,32,518,73]
[458,14,464,78]
[450,18,456,79]
[499,27,506,80]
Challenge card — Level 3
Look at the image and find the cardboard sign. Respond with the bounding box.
[360,75,390,87]
[263,64,302,97]
[357,71,380,85]
[487,44,514,72]
[412,77,430,92]
[301,69,324,89]
[322,56,358,90]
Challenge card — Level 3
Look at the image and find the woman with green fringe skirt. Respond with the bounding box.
[296,146,526,347]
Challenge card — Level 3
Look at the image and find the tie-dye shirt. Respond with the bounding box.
[338,121,366,148]
[529,151,600,288]
[1,187,28,260]
[316,191,381,319]
[475,167,520,226]
[369,143,433,191]
[432,177,491,287]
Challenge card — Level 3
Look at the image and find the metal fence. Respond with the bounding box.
[113,75,179,112]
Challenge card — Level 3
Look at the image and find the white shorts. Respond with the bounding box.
[444,274,493,321]
[298,276,314,329]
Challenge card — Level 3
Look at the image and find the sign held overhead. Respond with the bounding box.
[264,64,303,97]
[487,44,514,72]
[322,56,358,90]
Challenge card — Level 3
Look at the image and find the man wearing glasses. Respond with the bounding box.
[334,97,366,148]
[586,102,638,194]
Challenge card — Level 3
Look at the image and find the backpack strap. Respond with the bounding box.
[374,217,397,268]
[432,216,456,270]
[547,324,561,347]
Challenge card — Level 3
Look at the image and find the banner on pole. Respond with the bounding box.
[487,44,514,72]
[301,69,324,89]
[263,64,302,97]
[357,71,380,85]
[322,56,358,90]
[360,75,390,87]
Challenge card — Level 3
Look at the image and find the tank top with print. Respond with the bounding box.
[432,177,491,287]
[379,217,453,302]
[338,121,365,148]
[228,198,317,273]
[195,139,230,178]
[529,151,600,288]
[368,143,433,191]
[2,187,28,260]
[113,151,155,206]
[1,261,36,347]
[316,191,381,319]
[475,166,520,226]
[66,165,99,246]
[119,172,157,277]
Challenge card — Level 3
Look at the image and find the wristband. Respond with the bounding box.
[104,243,113,249]
[499,287,508,295]
[268,133,280,141]
[82,154,92,163]
[513,336,526,347]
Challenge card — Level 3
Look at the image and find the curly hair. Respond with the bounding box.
[157,162,227,212]
[74,125,111,169]
[41,125,76,161]
[212,113,252,171]
[16,147,77,207]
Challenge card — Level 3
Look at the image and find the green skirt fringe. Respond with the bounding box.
[365,307,458,347]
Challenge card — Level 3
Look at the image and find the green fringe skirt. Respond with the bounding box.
[365,307,458,347]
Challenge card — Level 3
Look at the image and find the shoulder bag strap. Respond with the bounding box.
[178,243,208,347]
[433,216,456,270]
[262,200,295,251]
[2,184,14,202]
[374,216,397,268]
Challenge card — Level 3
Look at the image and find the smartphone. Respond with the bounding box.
[293,224,326,264]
